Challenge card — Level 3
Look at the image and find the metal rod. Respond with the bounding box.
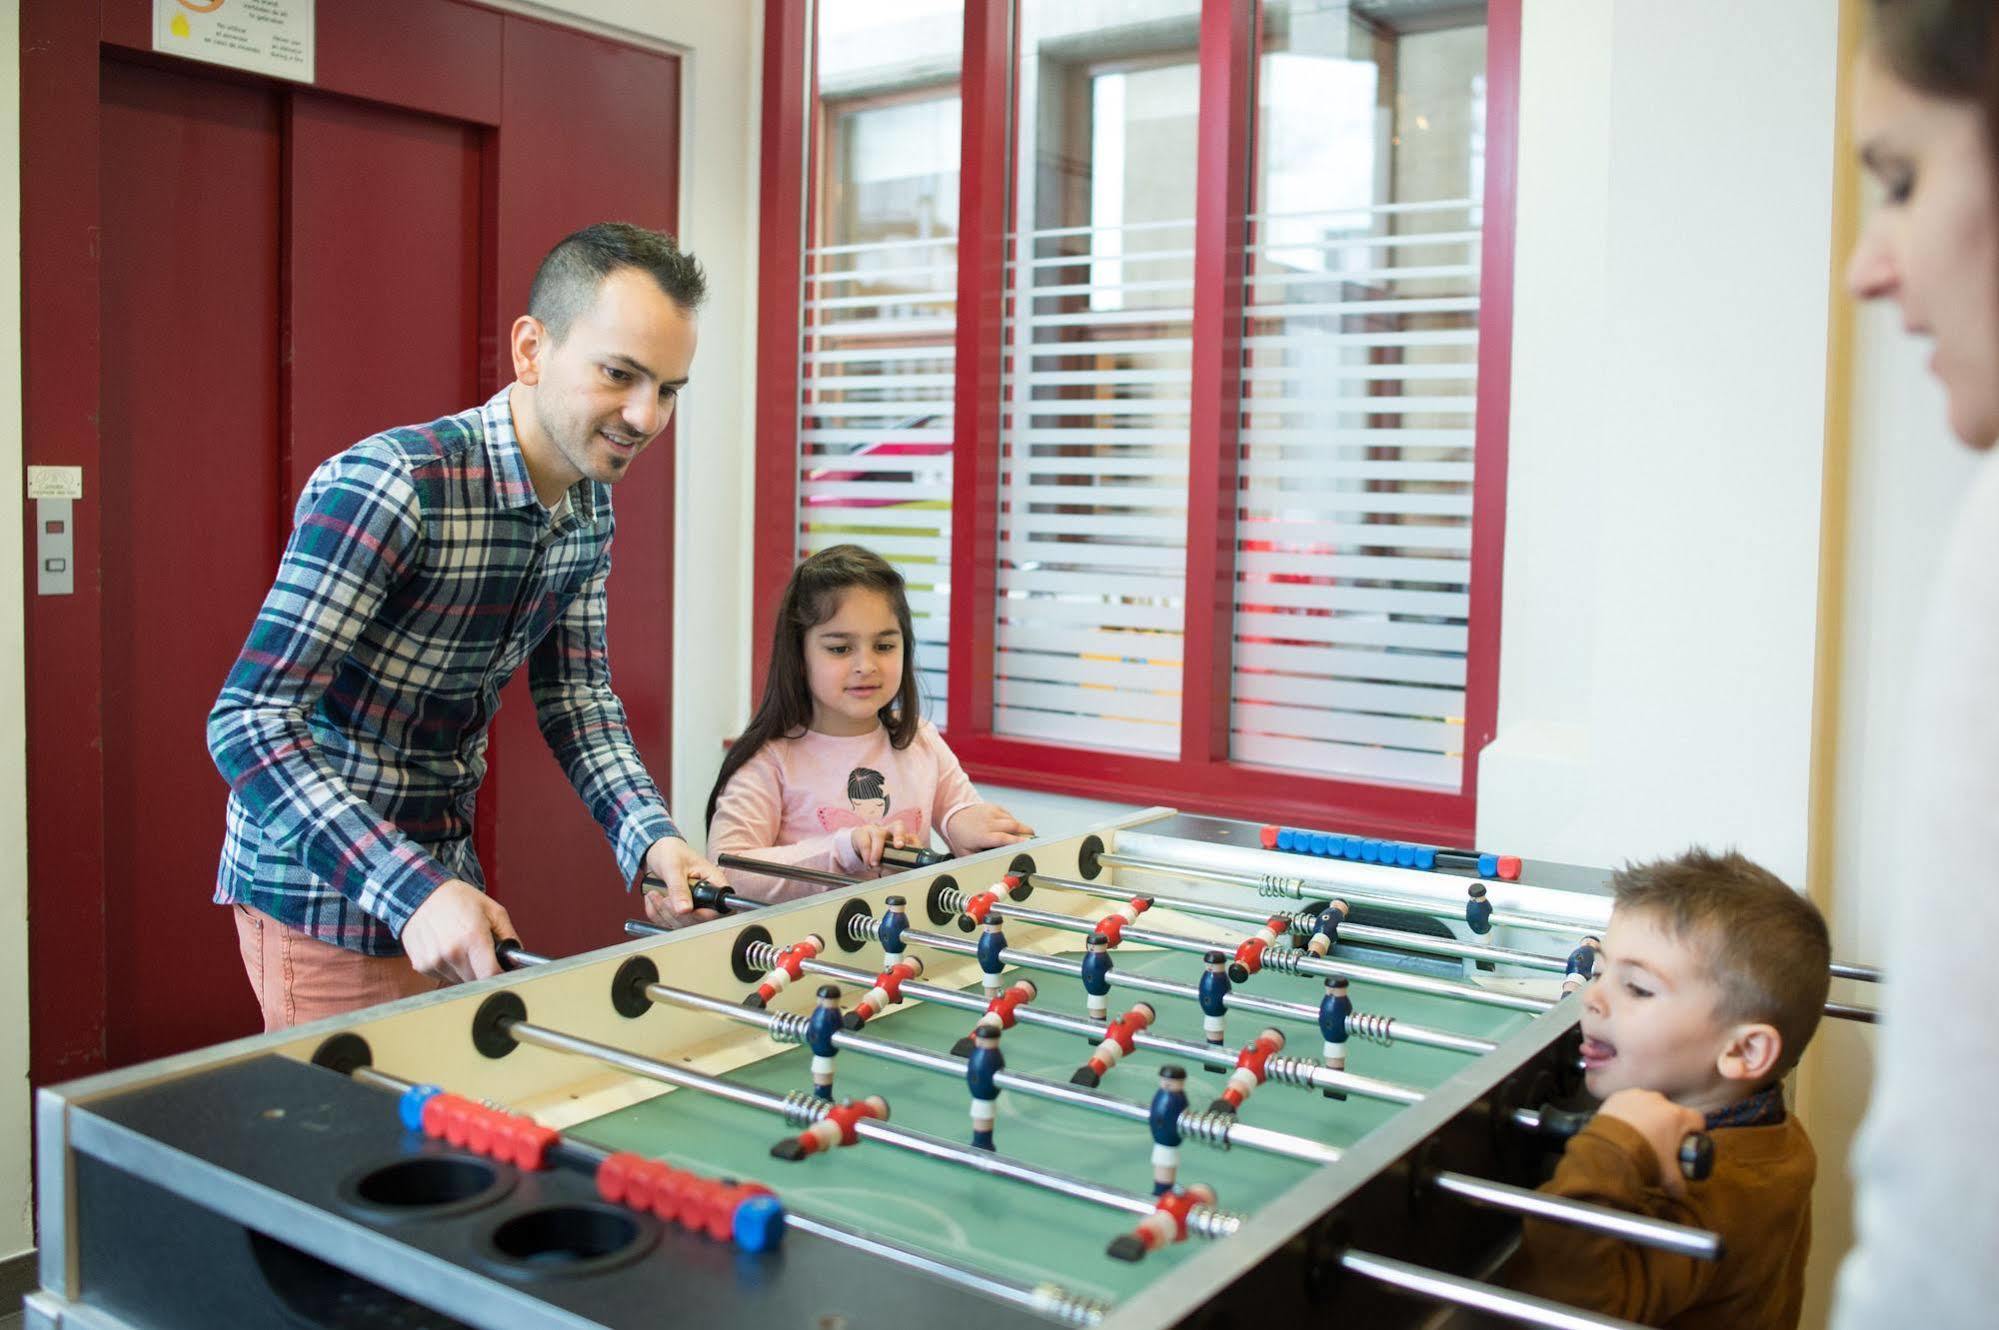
[505,1017,821,1119]
[898,927,1428,1104]
[943,886,1551,1015]
[1824,1001,1879,1024]
[712,917,1495,1058]
[746,944,1490,1083]
[1095,849,1592,937]
[496,942,556,969]
[1338,1249,1650,1330]
[1426,1172,1721,1261]
[645,981,1344,1169]
[1099,850,1884,985]
[781,1211,1109,1325]
[716,853,860,891]
[650,978,1712,1255]
[499,1016,1243,1235]
[344,1060,1109,1325]
[657,980,1710,1258]
[1027,872,1570,972]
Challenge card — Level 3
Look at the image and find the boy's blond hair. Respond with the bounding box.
[1611,849,1830,1080]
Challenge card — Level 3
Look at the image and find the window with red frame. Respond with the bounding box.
[757,0,1516,845]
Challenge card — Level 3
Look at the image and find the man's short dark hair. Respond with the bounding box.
[1612,848,1831,1080]
[528,222,707,340]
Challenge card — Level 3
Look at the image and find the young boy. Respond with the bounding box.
[1508,849,1830,1329]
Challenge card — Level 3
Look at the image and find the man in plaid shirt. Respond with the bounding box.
[208,222,725,1030]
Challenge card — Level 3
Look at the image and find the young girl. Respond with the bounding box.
[701,544,1033,906]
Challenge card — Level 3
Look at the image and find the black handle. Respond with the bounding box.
[880,844,948,870]
[640,874,749,913]
[1525,1102,1714,1181]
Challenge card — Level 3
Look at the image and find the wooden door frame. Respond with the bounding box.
[20,0,682,1086]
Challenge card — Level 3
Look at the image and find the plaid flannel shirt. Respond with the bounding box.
[207,388,679,955]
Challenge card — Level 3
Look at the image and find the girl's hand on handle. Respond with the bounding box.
[949,803,1036,853]
[850,823,911,868]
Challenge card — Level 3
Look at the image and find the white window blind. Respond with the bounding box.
[992,13,1201,756]
[799,232,956,716]
[1230,14,1487,792]
[797,32,962,717]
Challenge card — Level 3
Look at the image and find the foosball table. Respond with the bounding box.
[30,810,1798,1330]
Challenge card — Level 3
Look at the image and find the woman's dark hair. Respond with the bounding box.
[1867,2,1999,279]
[706,545,921,828]
[1866,0,1990,102]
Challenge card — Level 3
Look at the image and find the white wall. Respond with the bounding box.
[1480,0,1840,889]
[0,0,28,1264]
[479,1,764,851]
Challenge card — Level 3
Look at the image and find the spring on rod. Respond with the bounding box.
[1032,1286,1110,1328]
[1259,1056,1331,1090]
[1185,1207,1242,1241]
[778,1088,827,1129]
[846,912,882,945]
[1173,1110,1238,1150]
[762,1011,811,1044]
[1345,1010,1396,1046]
[743,940,782,971]
[1255,948,1314,978]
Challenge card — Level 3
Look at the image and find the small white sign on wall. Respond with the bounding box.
[27,466,83,501]
[154,0,315,85]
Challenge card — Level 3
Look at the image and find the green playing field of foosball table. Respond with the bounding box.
[567,936,1538,1306]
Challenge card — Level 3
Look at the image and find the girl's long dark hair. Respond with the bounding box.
[706,545,922,829]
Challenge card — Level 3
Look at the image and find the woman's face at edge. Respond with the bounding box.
[1848,49,1999,450]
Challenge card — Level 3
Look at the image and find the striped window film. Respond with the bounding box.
[799,230,957,716]
[799,4,964,718]
[993,2,1202,756]
[1230,6,1487,792]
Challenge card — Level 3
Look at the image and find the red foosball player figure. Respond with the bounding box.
[1105,1182,1218,1262]
[843,955,924,1030]
[1206,1028,1285,1116]
[744,933,825,1009]
[1070,1003,1155,1088]
[951,978,1039,1057]
[770,1095,889,1161]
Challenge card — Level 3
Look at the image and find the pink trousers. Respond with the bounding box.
[233,903,444,1031]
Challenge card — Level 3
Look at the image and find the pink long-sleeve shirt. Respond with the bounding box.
[709,720,983,903]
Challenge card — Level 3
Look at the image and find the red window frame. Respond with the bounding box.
[755,0,1519,845]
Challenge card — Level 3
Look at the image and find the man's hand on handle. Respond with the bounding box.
[402,878,517,983]
[641,837,729,929]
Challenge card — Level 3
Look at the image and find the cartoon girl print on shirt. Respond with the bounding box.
[816,766,925,838]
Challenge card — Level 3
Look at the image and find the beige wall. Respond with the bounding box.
[0,0,27,1263]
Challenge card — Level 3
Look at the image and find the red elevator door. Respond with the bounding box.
[34,2,681,1078]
